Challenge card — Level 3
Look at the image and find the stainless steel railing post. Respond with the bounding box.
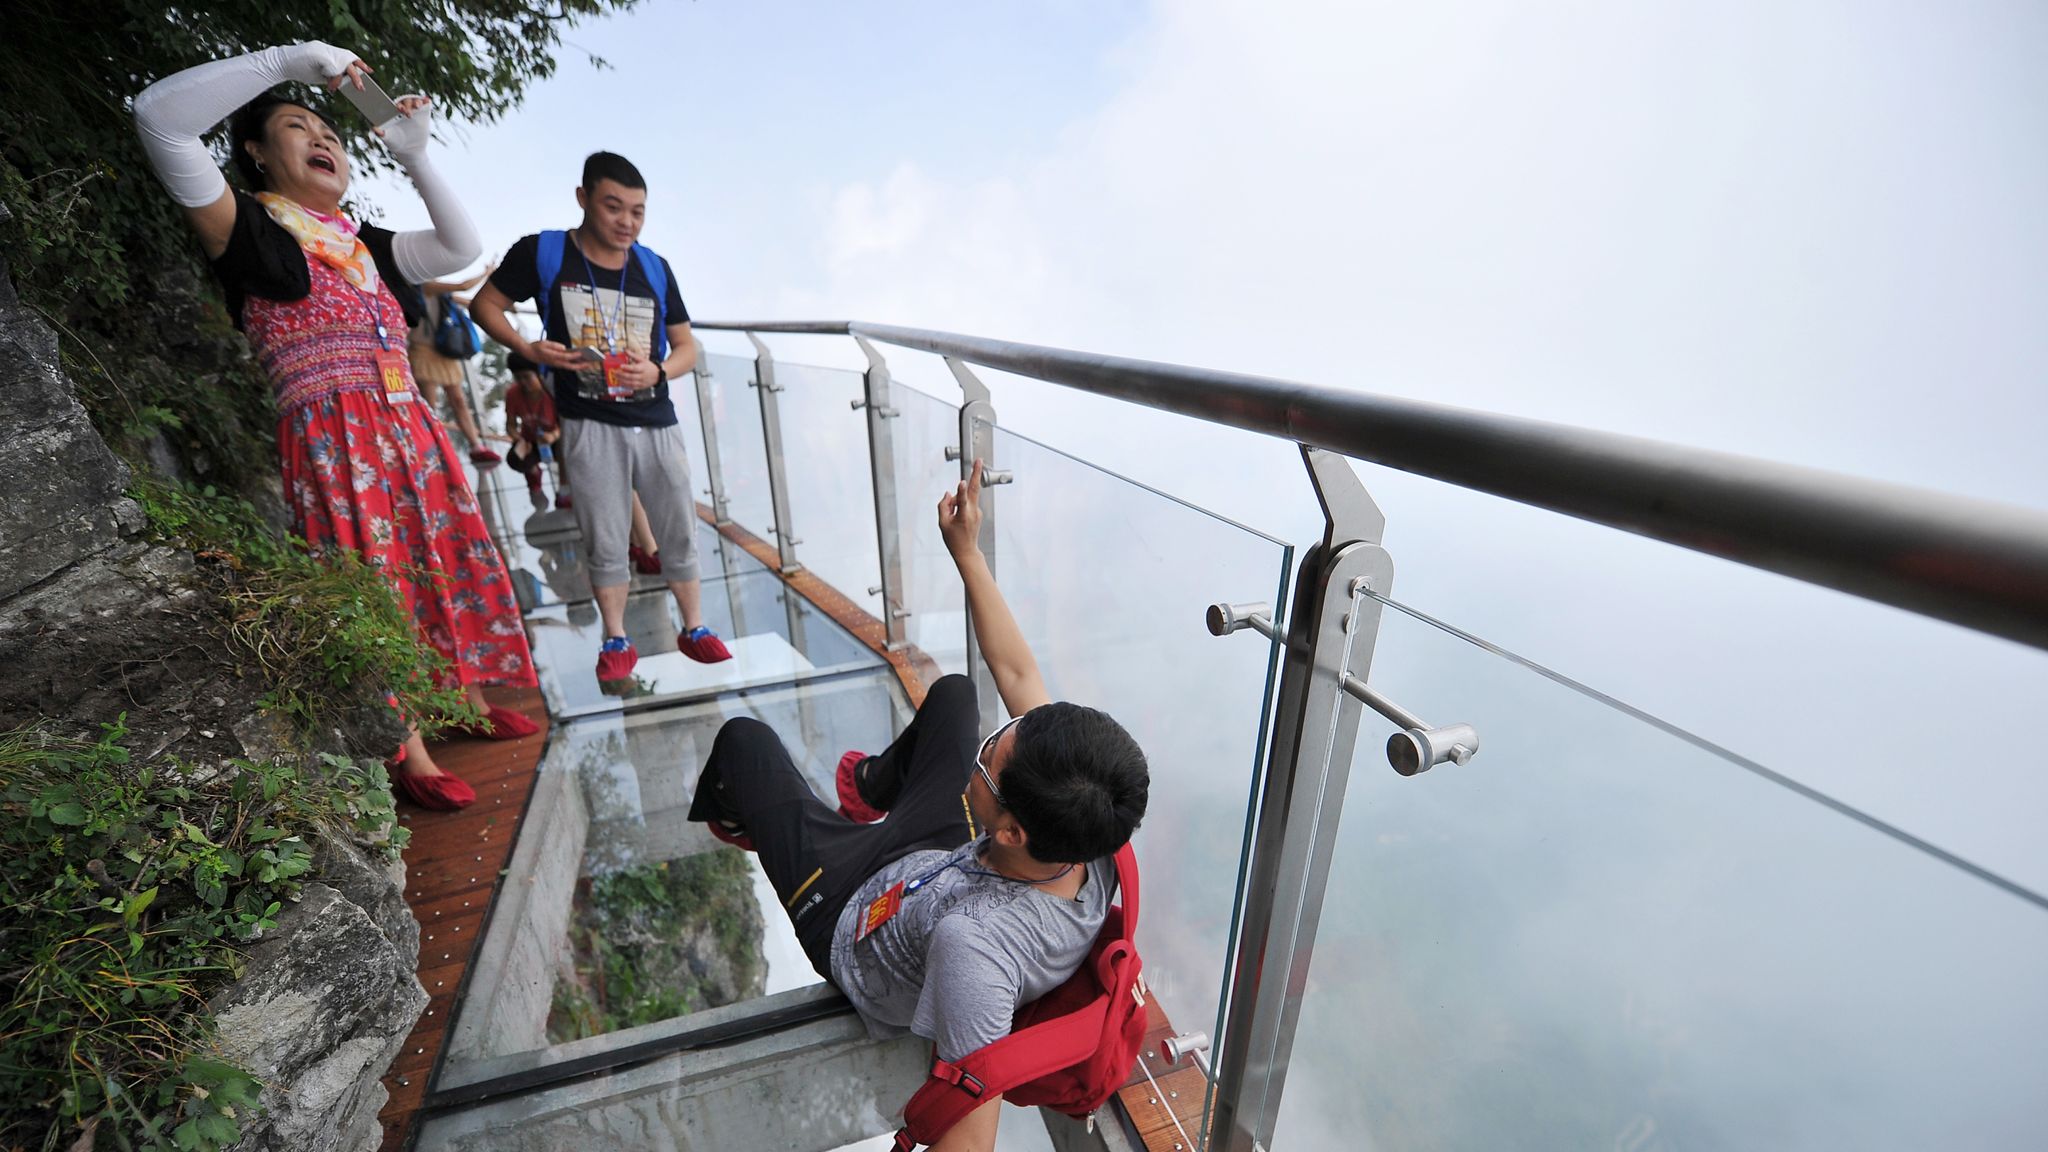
[947,358,1007,733]
[745,333,802,574]
[853,337,909,650]
[1210,447,1392,1152]
[692,339,733,526]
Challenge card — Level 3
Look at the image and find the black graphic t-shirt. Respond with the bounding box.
[490,232,691,427]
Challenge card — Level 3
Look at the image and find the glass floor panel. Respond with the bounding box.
[438,671,910,1090]
[527,568,887,720]
[492,514,761,612]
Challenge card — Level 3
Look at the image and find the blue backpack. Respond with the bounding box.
[534,230,670,361]
[432,295,482,359]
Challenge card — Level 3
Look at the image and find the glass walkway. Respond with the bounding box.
[398,326,2048,1152]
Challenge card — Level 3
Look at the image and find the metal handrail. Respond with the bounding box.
[694,319,2048,651]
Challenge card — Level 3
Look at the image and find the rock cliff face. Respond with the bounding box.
[0,249,423,1151]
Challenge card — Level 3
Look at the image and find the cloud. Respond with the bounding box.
[767,0,2048,893]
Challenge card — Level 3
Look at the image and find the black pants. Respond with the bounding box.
[686,674,983,975]
[506,437,563,481]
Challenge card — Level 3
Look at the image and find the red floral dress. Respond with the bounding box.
[243,255,536,689]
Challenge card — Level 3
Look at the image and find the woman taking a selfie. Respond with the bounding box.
[133,42,538,809]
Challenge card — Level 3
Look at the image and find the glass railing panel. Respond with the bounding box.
[434,671,911,1091]
[698,351,776,540]
[776,360,885,617]
[525,568,887,721]
[985,425,1291,1150]
[673,362,716,523]
[1268,593,2048,1151]
[890,382,970,675]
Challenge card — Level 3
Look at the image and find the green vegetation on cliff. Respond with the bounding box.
[550,850,769,1042]
[0,721,406,1151]
[134,479,475,737]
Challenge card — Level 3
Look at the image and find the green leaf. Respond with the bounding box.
[123,884,159,926]
[47,802,88,826]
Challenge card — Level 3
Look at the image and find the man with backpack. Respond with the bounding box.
[472,151,732,677]
[687,462,1151,1151]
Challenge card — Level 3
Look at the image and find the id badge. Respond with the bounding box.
[375,349,413,404]
[602,352,635,401]
[855,881,906,944]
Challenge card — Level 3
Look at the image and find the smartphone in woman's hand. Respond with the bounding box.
[340,72,403,126]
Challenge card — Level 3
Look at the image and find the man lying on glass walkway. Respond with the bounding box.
[687,460,1151,1151]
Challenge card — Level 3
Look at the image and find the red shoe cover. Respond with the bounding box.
[629,544,664,575]
[470,446,503,464]
[836,751,885,823]
[678,629,732,664]
[706,820,755,852]
[596,641,638,680]
[455,705,540,741]
[395,770,476,810]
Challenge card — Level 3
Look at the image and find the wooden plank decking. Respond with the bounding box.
[375,686,550,1152]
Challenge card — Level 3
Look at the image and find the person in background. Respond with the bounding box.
[502,351,565,501]
[628,495,664,575]
[133,40,540,810]
[410,271,505,463]
[471,150,731,679]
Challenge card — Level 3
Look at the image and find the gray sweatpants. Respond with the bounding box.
[558,418,701,589]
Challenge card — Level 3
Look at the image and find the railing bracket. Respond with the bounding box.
[1208,599,1480,776]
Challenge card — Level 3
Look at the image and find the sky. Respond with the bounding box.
[359,0,2048,999]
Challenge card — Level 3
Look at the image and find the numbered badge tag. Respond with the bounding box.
[855,881,906,944]
[374,349,414,404]
[602,351,635,401]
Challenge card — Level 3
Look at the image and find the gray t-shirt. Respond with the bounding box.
[829,836,1112,1062]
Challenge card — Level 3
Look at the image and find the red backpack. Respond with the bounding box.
[893,845,1148,1150]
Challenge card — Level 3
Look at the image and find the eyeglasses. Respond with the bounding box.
[975,715,1024,808]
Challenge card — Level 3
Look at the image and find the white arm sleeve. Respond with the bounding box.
[381,103,482,282]
[132,42,359,208]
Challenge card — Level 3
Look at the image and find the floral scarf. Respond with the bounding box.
[255,192,379,292]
